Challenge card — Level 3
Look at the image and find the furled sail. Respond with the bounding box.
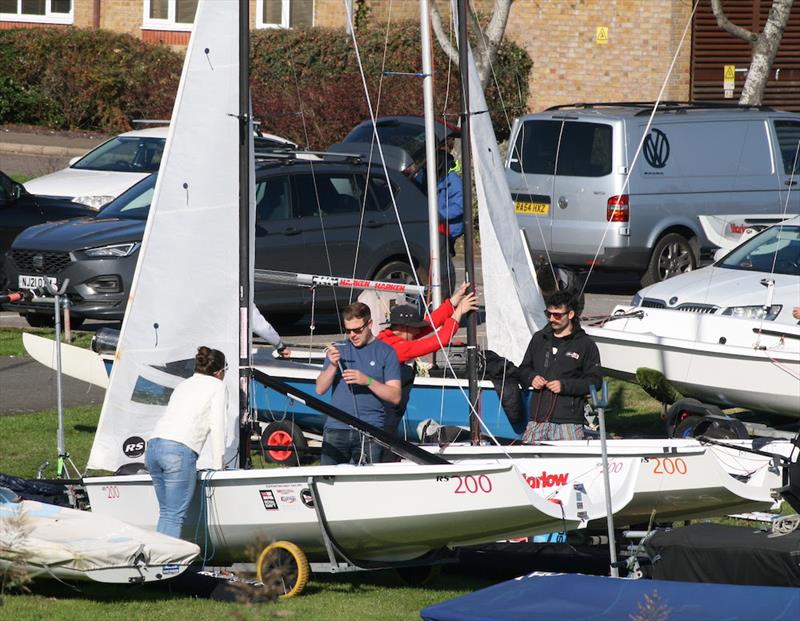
[88,0,244,471]
[467,48,545,364]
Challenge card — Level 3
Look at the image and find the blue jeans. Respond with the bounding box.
[321,428,382,465]
[144,437,197,538]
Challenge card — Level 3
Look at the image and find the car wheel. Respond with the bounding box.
[641,233,697,287]
[373,260,417,286]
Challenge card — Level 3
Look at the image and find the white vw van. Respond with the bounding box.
[505,103,800,285]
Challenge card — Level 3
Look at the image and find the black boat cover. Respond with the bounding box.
[644,523,800,587]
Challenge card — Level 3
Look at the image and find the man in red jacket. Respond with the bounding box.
[377,282,478,440]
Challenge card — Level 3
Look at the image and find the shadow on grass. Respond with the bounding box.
[603,382,665,438]
[73,424,97,433]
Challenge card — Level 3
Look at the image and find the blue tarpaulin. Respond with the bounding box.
[420,573,800,621]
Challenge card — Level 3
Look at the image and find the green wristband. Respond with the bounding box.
[367,376,373,386]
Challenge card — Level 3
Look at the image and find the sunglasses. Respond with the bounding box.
[544,310,569,319]
[344,321,370,335]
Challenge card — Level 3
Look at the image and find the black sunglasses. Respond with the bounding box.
[344,321,370,335]
[544,310,569,319]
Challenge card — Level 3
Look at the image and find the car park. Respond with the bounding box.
[23,126,297,210]
[631,216,800,324]
[5,154,440,327]
[0,169,95,289]
[505,102,800,286]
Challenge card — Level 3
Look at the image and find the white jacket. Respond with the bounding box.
[151,373,227,469]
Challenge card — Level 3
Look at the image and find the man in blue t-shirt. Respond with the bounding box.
[315,302,402,465]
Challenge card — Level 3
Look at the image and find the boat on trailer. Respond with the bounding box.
[585,306,800,417]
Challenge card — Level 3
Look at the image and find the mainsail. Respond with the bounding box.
[467,48,545,364]
[87,1,243,471]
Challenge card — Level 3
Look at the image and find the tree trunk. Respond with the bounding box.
[711,0,794,106]
[430,0,514,88]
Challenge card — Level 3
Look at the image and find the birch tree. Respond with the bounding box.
[711,0,794,105]
[430,0,514,88]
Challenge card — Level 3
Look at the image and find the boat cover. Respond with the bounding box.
[0,488,199,582]
[420,572,800,621]
[644,523,800,587]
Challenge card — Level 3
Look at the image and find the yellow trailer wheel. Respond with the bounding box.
[256,540,310,599]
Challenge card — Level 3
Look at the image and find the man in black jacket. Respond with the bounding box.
[518,291,601,441]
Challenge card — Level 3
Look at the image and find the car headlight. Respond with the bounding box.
[721,304,782,321]
[84,242,140,258]
[72,195,115,209]
[631,292,642,306]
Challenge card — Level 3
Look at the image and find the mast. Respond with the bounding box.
[420,0,443,308]
[238,0,252,468]
[456,0,481,444]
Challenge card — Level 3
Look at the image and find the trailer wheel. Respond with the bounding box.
[260,421,307,466]
[673,415,702,438]
[702,419,743,439]
[256,540,310,599]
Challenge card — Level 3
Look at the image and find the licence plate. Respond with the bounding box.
[19,275,57,290]
[514,201,550,215]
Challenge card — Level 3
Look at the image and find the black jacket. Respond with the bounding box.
[517,323,602,425]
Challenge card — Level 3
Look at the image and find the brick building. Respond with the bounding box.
[1,1,797,111]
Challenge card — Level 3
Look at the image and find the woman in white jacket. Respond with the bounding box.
[144,346,227,538]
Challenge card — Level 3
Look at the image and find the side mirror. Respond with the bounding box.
[68,156,80,166]
[713,247,727,263]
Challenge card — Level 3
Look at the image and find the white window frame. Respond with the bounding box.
[0,0,73,25]
[256,0,314,30]
[142,0,196,32]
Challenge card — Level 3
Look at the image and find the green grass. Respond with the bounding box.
[0,328,94,357]
[9,173,34,183]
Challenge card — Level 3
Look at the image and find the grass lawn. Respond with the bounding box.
[0,327,94,357]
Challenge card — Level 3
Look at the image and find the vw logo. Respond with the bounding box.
[32,254,44,273]
[643,128,670,169]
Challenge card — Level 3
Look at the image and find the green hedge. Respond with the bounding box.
[0,28,181,131]
[0,23,531,148]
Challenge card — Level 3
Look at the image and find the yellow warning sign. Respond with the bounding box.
[724,64,736,89]
[596,26,608,45]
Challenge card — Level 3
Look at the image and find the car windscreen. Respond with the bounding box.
[95,175,156,221]
[718,224,800,276]
[72,136,165,173]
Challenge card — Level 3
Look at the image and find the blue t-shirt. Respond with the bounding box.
[322,338,401,430]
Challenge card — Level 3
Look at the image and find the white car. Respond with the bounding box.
[632,216,800,324]
[24,126,169,209]
[24,126,298,210]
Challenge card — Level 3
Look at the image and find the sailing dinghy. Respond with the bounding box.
[80,0,588,587]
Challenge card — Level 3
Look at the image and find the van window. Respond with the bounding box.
[367,176,395,211]
[775,121,800,176]
[511,120,612,177]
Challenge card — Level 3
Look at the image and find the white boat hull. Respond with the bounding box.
[586,308,800,416]
[427,438,787,524]
[84,462,580,565]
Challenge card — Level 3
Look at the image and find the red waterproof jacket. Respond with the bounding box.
[377,299,460,363]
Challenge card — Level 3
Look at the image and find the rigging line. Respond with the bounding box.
[346,1,396,299]
[578,0,701,300]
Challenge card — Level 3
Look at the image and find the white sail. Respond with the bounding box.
[87,0,243,471]
[467,48,545,364]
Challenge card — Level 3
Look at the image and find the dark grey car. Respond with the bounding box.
[5,157,439,327]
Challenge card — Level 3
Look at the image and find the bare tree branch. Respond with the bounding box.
[711,0,757,42]
[430,1,459,66]
[712,0,794,105]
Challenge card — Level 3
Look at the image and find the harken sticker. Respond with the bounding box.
[259,489,278,510]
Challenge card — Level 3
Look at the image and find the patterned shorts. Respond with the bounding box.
[521,421,585,443]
